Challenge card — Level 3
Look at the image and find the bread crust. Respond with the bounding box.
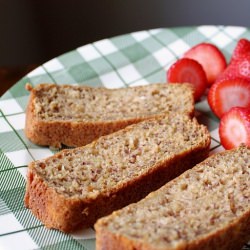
[95,210,250,250]
[25,83,195,148]
[24,132,210,233]
[94,146,250,250]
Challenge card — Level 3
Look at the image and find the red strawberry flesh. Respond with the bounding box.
[167,58,207,101]
[208,78,250,118]
[184,43,227,85]
[219,107,250,149]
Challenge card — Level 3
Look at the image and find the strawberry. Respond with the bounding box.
[231,38,250,62]
[215,56,250,83]
[207,78,250,118]
[183,43,227,85]
[219,107,250,149]
[167,58,207,101]
[215,39,250,83]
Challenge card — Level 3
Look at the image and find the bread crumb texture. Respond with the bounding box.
[96,145,250,250]
[30,114,208,199]
[32,83,194,121]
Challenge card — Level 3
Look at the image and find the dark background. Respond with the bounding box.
[1,0,250,66]
[0,0,250,95]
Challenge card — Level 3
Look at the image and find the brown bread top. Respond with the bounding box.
[24,113,210,232]
[24,83,195,148]
[27,114,208,199]
[28,83,194,121]
[95,145,250,250]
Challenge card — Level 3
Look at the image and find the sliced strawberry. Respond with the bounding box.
[231,38,250,62]
[183,43,227,85]
[208,78,250,118]
[219,107,250,149]
[216,39,250,83]
[216,55,250,83]
[167,58,207,101]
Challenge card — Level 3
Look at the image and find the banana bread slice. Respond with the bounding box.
[25,83,194,148]
[24,113,210,232]
[95,145,250,250]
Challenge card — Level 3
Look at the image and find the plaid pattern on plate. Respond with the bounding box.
[0,26,249,250]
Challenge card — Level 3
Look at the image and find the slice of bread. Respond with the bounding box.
[25,83,194,148]
[95,145,250,250]
[24,113,210,232]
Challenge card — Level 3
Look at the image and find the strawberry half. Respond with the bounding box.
[216,39,250,83]
[231,38,250,62]
[208,78,250,118]
[216,55,250,83]
[167,58,207,101]
[183,43,227,85]
[219,107,250,149]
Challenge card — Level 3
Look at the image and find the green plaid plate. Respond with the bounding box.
[0,26,249,250]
